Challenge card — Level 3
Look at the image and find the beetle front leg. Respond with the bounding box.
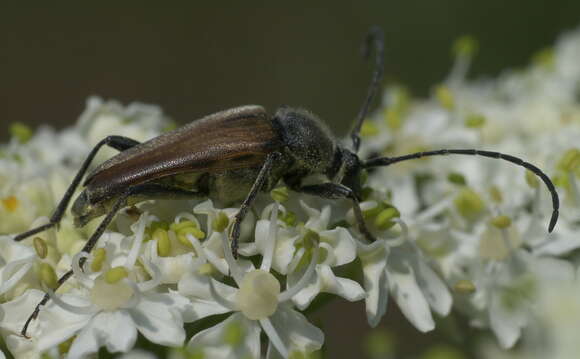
[230,152,279,259]
[13,135,140,242]
[20,190,131,338]
[294,183,376,243]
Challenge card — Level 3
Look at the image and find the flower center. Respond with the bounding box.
[90,269,134,311]
[235,269,280,320]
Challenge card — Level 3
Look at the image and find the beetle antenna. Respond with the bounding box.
[350,26,385,153]
[364,148,560,232]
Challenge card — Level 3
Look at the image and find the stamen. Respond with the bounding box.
[259,318,288,358]
[47,288,95,315]
[137,260,162,292]
[125,213,150,269]
[0,258,33,295]
[220,232,244,285]
[279,247,319,302]
[261,203,279,272]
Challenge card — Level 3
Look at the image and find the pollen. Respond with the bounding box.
[91,248,106,272]
[525,170,540,189]
[212,212,230,233]
[104,266,129,284]
[374,207,401,230]
[157,230,172,257]
[2,196,19,212]
[453,279,476,294]
[435,85,455,110]
[39,263,58,289]
[33,237,48,259]
[270,186,290,203]
[490,215,512,229]
[454,188,485,220]
[452,35,478,58]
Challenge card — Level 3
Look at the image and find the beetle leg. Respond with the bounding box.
[293,183,376,243]
[13,136,140,242]
[20,190,130,338]
[230,152,280,259]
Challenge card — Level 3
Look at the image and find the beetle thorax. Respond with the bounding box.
[273,107,336,176]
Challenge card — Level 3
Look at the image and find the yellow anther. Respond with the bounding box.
[212,212,230,233]
[10,122,33,143]
[361,121,379,137]
[557,148,580,172]
[362,203,383,219]
[384,108,402,131]
[270,186,290,203]
[435,85,455,110]
[490,215,512,229]
[454,188,485,220]
[374,207,401,230]
[317,246,329,264]
[39,263,58,289]
[525,170,539,189]
[157,230,172,257]
[170,220,198,233]
[58,336,75,354]
[33,237,48,259]
[177,227,205,249]
[278,210,297,226]
[104,266,129,284]
[453,279,476,294]
[465,114,486,128]
[489,186,503,204]
[197,263,214,276]
[2,196,19,212]
[91,248,106,272]
[447,172,467,186]
[532,47,555,70]
[223,321,245,346]
[452,35,478,58]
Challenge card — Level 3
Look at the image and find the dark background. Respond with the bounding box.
[1,2,578,358]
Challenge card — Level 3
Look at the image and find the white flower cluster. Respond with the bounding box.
[1,26,580,359]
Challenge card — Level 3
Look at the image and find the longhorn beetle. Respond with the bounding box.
[14,26,559,337]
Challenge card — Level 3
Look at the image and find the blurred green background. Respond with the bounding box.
[1,2,578,358]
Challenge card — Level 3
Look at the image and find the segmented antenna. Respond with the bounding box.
[364,148,560,232]
[350,26,385,153]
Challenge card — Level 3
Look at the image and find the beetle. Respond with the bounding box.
[13,26,559,337]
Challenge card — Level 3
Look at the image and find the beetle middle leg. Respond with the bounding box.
[230,152,280,259]
[13,135,141,242]
[293,183,377,243]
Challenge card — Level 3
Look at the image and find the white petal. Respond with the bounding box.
[187,312,260,359]
[319,227,356,266]
[387,264,435,332]
[291,265,365,310]
[36,294,94,351]
[359,247,389,327]
[489,291,526,349]
[131,293,187,347]
[95,311,138,353]
[267,306,324,359]
[301,202,330,231]
[0,289,45,335]
[413,259,452,316]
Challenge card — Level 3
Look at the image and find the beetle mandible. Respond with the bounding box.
[13,26,559,337]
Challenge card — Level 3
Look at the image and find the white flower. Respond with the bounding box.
[179,204,323,358]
